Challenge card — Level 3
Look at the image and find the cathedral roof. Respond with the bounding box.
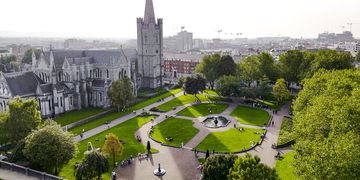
[144,0,156,24]
[4,71,44,96]
[43,49,137,68]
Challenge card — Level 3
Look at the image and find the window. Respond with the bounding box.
[48,100,51,111]
[60,97,63,107]
[100,93,103,102]
[76,72,79,80]
[106,69,109,78]
[70,96,73,105]
[90,70,92,78]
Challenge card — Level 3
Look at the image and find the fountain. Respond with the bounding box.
[153,163,166,177]
[203,116,230,128]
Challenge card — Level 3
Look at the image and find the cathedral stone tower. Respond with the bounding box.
[137,0,163,88]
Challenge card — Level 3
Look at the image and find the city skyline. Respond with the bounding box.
[0,0,359,39]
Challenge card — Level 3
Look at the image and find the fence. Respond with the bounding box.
[0,160,63,180]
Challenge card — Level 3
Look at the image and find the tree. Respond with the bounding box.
[4,97,41,144]
[258,52,278,82]
[195,54,221,89]
[183,75,206,97]
[228,154,278,180]
[309,50,354,76]
[75,151,108,180]
[147,141,151,152]
[0,113,8,145]
[279,50,304,84]
[356,50,360,62]
[292,69,360,179]
[202,154,237,180]
[272,78,290,102]
[238,55,262,86]
[22,48,41,64]
[108,76,134,111]
[177,76,186,88]
[215,75,241,96]
[218,55,237,76]
[23,120,77,174]
[102,133,123,166]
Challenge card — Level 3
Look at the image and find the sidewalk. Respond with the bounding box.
[0,169,38,180]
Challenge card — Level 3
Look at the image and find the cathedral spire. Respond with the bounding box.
[144,0,156,24]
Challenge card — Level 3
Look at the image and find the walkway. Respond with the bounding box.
[0,169,38,180]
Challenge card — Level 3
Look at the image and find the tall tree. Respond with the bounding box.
[228,154,278,180]
[258,52,278,82]
[292,69,360,179]
[4,97,41,144]
[23,120,77,174]
[22,48,41,64]
[279,50,304,84]
[75,151,108,180]
[202,155,237,180]
[195,54,221,89]
[309,50,354,75]
[215,75,241,96]
[238,55,262,86]
[272,78,290,102]
[356,50,360,62]
[183,75,206,97]
[218,55,237,76]
[102,133,123,166]
[108,76,134,112]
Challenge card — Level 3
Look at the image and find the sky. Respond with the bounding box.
[0,0,359,39]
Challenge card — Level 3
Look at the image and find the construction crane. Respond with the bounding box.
[347,22,360,32]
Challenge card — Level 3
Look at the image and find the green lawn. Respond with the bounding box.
[230,105,270,126]
[151,117,199,147]
[275,151,296,180]
[277,117,294,145]
[204,89,220,96]
[54,108,107,126]
[59,115,158,180]
[69,88,182,135]
[137,87,167,97]
[196,128,264,153]
[177,103,229,118]
[156,94,224,112]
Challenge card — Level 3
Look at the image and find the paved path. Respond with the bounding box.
[0,169,38,180]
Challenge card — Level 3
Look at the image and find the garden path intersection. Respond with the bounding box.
[74,92,291,179]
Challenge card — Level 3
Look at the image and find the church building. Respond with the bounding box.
[0,0,163,118]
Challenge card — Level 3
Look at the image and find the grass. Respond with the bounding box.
[59,115,158,180]
[137,87,167,97]
[230,105,270,126]
[177,103,229,118]
[203,89,220,96]
[196,128,265,153]
[157,94,224,112]
[151,117,199,147]
[275,151,296,180]
[54,108,107,126]
[69,88,182,135]
[277,117,294,145]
